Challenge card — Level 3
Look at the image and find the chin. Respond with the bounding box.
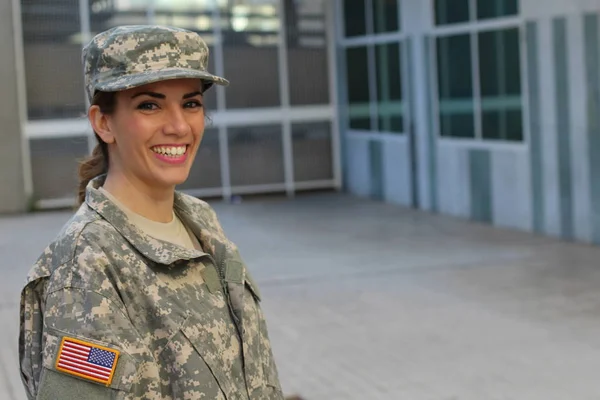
[155,171,191,189]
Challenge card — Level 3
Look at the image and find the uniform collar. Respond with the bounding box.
[85,175,210,265]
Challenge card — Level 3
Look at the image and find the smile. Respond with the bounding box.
[151,145,188,157]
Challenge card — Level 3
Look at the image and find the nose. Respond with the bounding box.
[162,106,192,137]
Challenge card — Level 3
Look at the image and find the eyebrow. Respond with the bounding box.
[131,91,165,99]
[183,91,203,99]
[131,91,203,99]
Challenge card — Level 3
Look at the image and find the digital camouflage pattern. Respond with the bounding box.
[19,176,283,399]
[83,25,229,103]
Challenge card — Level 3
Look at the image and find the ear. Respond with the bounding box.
[88,105,116,144]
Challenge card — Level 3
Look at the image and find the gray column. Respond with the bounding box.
[0,0,28,213]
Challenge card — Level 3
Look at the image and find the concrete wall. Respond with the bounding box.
[0,0,28,213]
[345,134,413,206]
[435,144,532,231]
[524,9,600,242]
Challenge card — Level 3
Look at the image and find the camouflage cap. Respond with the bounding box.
[82,25,229,103]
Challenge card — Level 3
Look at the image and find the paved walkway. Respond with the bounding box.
[3,193,600,399]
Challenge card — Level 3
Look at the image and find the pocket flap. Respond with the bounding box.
[224,252,261,302]
[244,270,262,302]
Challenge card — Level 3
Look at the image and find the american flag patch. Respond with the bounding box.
[55,337,120,386]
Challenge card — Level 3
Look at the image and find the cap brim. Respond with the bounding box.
[95,68,229,94]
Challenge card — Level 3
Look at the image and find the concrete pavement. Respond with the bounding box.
[3,193,600,399]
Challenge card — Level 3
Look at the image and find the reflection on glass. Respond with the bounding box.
[22,0,86,119]
[292,122,333,182]
[373,0,399,33]
[376,42,403,133]
[346,46,371,130]
[343,0,366,37]
[478,28,522,141]
[115,0,227,10]
[222,1,281,108]
[436,34,475,138]
[91,0,147,31]
[228,125,285,186]
[285,0,329,105]
[477,0,518,20]
[435,0,470,25]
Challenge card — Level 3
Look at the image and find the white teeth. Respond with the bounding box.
[152,146,187,156]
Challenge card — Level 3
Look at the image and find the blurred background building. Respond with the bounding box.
[2,0,600,244]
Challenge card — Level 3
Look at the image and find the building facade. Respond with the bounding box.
[337,0,600,244]
[3,0,600,245]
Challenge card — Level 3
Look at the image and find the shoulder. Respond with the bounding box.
[24,203,124,293]
[176,191,218,216]
[175,192,225,230]
[174,191,237,250]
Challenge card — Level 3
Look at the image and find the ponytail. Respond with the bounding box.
[77,139,108,205]
[76,91,116,205]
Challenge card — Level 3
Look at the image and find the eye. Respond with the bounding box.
[184,100,203,109]
[137,102,158,111]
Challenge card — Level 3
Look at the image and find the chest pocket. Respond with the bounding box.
[224,256,283,398]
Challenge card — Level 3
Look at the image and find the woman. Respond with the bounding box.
[19,25,283,400]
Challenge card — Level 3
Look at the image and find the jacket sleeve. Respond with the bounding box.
[20,283,160,400]
[19,278,47,400]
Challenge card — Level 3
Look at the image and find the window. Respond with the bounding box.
[433,1,522,141]
[22,0,86,120]
[435,0,469,25]
[341,0,404,133]
[479,28,522,140]
[436,34,475,138]
[343,0,400,37]
[221,0,281,109]
[344,0,367,37]
[30,137,89,199]
[477,0,518,20]
[435,0,518,25]
[292,122,333,181]
[345,46,371,130]
[373,0,400,33]
[285,0,330,105]
[376,42,403,132]
[228,125,285,186]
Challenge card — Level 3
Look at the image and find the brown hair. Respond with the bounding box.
[77,91,116,205]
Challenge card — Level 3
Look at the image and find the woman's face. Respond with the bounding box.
[98,78,205,192]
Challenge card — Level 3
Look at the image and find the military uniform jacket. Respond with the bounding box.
[19,177,284,400]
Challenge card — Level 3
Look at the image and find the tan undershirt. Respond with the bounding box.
[99,187,202,251]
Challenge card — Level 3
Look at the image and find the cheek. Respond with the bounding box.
[116,117,154,150]
[191,116,206,142]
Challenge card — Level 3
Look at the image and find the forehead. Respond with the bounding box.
[123,78,204,96]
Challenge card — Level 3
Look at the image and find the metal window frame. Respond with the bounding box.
[12,0,33,199]
[428,0,527,147]
[337,0,407,137]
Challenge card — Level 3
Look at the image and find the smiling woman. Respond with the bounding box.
[86,79,207,222]
[19,25,284,400]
